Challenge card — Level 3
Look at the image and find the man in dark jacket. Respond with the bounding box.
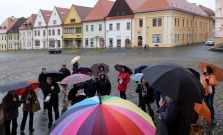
[2,90,21,135]
[83,72,96,97]
[68,83,86,105]
[38,68,47,109]
[159,99,194,135]
[96,73,111,96]
[59,65,71,102]
[42,76,60,128]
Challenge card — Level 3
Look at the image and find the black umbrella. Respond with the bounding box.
[142,62,205,103]
[114,64,133,75]
[0,80,30,93]
[187,68,200,80]
[43,71,65,82]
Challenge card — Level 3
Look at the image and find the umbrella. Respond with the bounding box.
[194,100,211,123]
[198,61,223,82]
[43,71,65,82]
[188,68,200,80]
[71,56,80,65]
[0,81,30,93]
[114,64,133,75]
[50,96,156,135]
[130,73,143,82]
[59,74,91,85]
[142,62,205,103]
[90,63,109,77]
[134,65,149,74]
[15,81,40,95]
[75,67,92,75]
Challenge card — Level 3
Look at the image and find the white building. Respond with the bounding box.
[47,7,70,48]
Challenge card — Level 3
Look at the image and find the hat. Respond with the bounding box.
[42,68,46,70]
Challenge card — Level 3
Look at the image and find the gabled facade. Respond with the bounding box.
[83,0,114,48]
[106,0,145,47]
[215,0,223,37]
[19,14,37,49]
[33,9,52,49]
[47,7,70,48]
[7,17,27,50]
[63,5,92,48]
[0,17,18,50]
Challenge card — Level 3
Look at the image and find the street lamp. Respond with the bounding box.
[95,36,99,51]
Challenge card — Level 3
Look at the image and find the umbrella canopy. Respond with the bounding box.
[90,63,109,77]
[114,64,133,75]
[198,61,223,82]
[43,71,65,82]
[15,81,40,95]
[194,100,211,123]
[188,68,200,80]
[75,67,92,75]
[59,74,91,85]
[50,96,156,135]
[142,62,205,103]
[130,73,143,82]
[71,56,80,65]
[0,81,30,93]
[134,65,149,74]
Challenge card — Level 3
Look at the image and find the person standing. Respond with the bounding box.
[83,72,96,98]
[96,73,111,96]
[42,76,60,128]
[38,68,47,110]
[154,90,166,111]
[68,83,86,105]
[72,61,79,74]
[117,67,130,99]
[59,65,71,102]
[200,66,217,124]
[20,86,37,134]
[2,90,21,135]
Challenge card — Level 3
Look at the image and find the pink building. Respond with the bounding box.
[215,0,223,37]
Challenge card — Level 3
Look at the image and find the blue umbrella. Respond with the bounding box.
[0,80,30,93]
[130,73,143,82]
[134,65,149,74]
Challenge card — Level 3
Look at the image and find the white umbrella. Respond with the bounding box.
[130,73,143,82]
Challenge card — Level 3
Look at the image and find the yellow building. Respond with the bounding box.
[132,0,214,47]
[63,5,92,48]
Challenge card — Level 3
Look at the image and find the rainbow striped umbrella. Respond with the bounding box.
[59,74,91,85]
[50,96,156,135]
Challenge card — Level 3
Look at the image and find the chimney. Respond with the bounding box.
[11,16,14,21]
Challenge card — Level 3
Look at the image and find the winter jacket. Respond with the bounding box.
[38,72,45,88]
[159,99,194,135]
[117,71,130,91]
[135,83,155,104]
[2,93,21,120]
[42,82,60,105]
[200,74,217,95]
[20,90,37,111]
[96,73,111,96]
[83,79,96,97]
[72,62,79,73]
[59,68,71,78]
[68,85,86,105]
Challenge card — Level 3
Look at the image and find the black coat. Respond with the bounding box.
[2,93,21,120]
[135,83,155,104]
[159,99,194,135]
[96,79,111,96]
[83,80,96,97]
[68,85,86,105]
[59,68,71,78]
[38,72,45,88]
[42,83,60,105]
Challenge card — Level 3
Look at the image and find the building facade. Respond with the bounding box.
[215,0,223,37]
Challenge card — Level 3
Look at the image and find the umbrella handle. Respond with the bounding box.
[99,95,102,104]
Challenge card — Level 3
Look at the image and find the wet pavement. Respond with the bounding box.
[0,43,222,135]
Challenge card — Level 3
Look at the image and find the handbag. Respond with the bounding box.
[31,100,41,113]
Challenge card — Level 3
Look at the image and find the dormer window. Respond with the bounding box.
[23,24,26,27]
[70,19,75,23]
[122,11,125,15]
[117,12,119,16]
[53,20,57,24]
[46,14,50,17]
[3,26,6,29]
[38,22,42,26]
[61,12,65,15]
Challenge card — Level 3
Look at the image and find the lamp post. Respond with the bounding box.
[95,36,99,51]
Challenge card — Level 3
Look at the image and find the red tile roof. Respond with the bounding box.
[84,0,114,21]
[136,0,208,17]
[0,17,19,33]
[74,5,92,20]
[41,10,52,24]
[126,0,146,11]
[56,7,70,23]
[199,5,215,17]
[19,14,37,30]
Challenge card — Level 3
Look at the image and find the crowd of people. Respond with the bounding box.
[1,59,218,135]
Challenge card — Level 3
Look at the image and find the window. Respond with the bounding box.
[43,30,46,36]
[187,20,189,27]
[5,36,6,40]
[85,38,88,47]
[76,27,81,33]
[99,24,102,31]
[91,25,94,32]
[158,18,162,26]
[64,28,74,34]
[175,34,177,43]
[183,34,185,42]
[49,30,51,36]
[175,18,177,26]
[116,12,119,16]
[187,34,189,42]
[109,24,113,31]
[153,18,157,27]
[195,33,197,40]
[117,23,120,31]
[35,40,40,46]
[117,39,121,47]
[109,38,113,47]
[38,22,41,26]
[139,19,143,27]
[70,19,75,23]
[86,25,88,32]
[1,36,3,40]
[122,11,125,15]
[61,12,65,15]
[127,22,130,30]
[34,31,37,36]
[152,34,162,43]
[53,20,57,24]
[183,19,184,27]
[91,38,94,47]
[58,40,61,48]
[58,29,60,35]
[195,21,197,28]
[178,18,180,27]
[38,30,40,36]
[178,34,180,42]
[52,30,55,36]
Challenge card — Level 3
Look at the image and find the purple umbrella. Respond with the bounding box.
[90,63,109,77]
[114,64,133,75]
[74,67,92,75]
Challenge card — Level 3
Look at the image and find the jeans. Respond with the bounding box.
[155,90,166,109]
[120,91,126,99]
[4,119,17,135]
[47,103,59,124]
[204,94,214,120]
[20,111,33,131]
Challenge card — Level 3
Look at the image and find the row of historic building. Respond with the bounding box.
[0,0,216,50]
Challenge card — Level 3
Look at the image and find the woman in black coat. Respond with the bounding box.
[96,73,111,96]
[135,76,155,120]
[68,83,86,105]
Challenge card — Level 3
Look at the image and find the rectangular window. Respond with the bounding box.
[178,18,180,27]
[158,18,162,26]
[195,21,197,28]
[139,19,143,27]
[152,34,162,43]
[117,39,121,47]
[91,38,94,47]
[175,18,177,26]
[5,36,6,40]
[86,25,88,32]
[183,34,185,42]
[58,29,60,35]
[117,23,120,31]
[109,24,113,31]
[35,31,37,36]
[52,29,55,36]
[109,38,113,47]
[35,40,40,46]
[153,18,157,27]
[76,27,81,33]
[38,22,41,26]
[38,30,40,36]
[1,36,3,40]
[85,38,88,47]
[70,19,75,23]
[49,30,51,36]
[99,24,102,31]
[43,30,46,37]
[187,20,189,27]
[64,28,74,34]
[195,33,197,40]
[58,40,61,48]
[178,34,180,42]
[91,25,94,32]
[127,22,130,30]
[53,20,57,24]
[183,19,184,27]
[175,34,177,43]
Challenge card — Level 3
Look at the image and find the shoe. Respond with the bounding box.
[29,128,34,132]
[20,130,24,134]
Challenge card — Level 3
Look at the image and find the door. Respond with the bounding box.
[43,41,46,49]
[138,36,142,46]
[125,39,131,47]
[100,38,105,47]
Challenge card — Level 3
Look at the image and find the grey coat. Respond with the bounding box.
[2,93,21,120]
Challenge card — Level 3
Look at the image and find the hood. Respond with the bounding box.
[98,72,107,80]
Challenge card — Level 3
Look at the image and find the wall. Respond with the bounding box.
[33,27,48,49]
[19,29,34,49]
[0,33,7,50]
[7,33,20,50]
[47,26,63,48]
[214,37,223,46]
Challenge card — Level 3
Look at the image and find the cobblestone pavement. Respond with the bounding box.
[0,44,222,135]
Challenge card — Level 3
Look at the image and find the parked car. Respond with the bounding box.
[48,48,62,54]
[205,39,214,46]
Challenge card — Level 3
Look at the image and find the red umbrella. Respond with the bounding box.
[15,81,40,95]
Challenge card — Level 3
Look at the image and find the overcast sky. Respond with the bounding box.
[0,0,215,24]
